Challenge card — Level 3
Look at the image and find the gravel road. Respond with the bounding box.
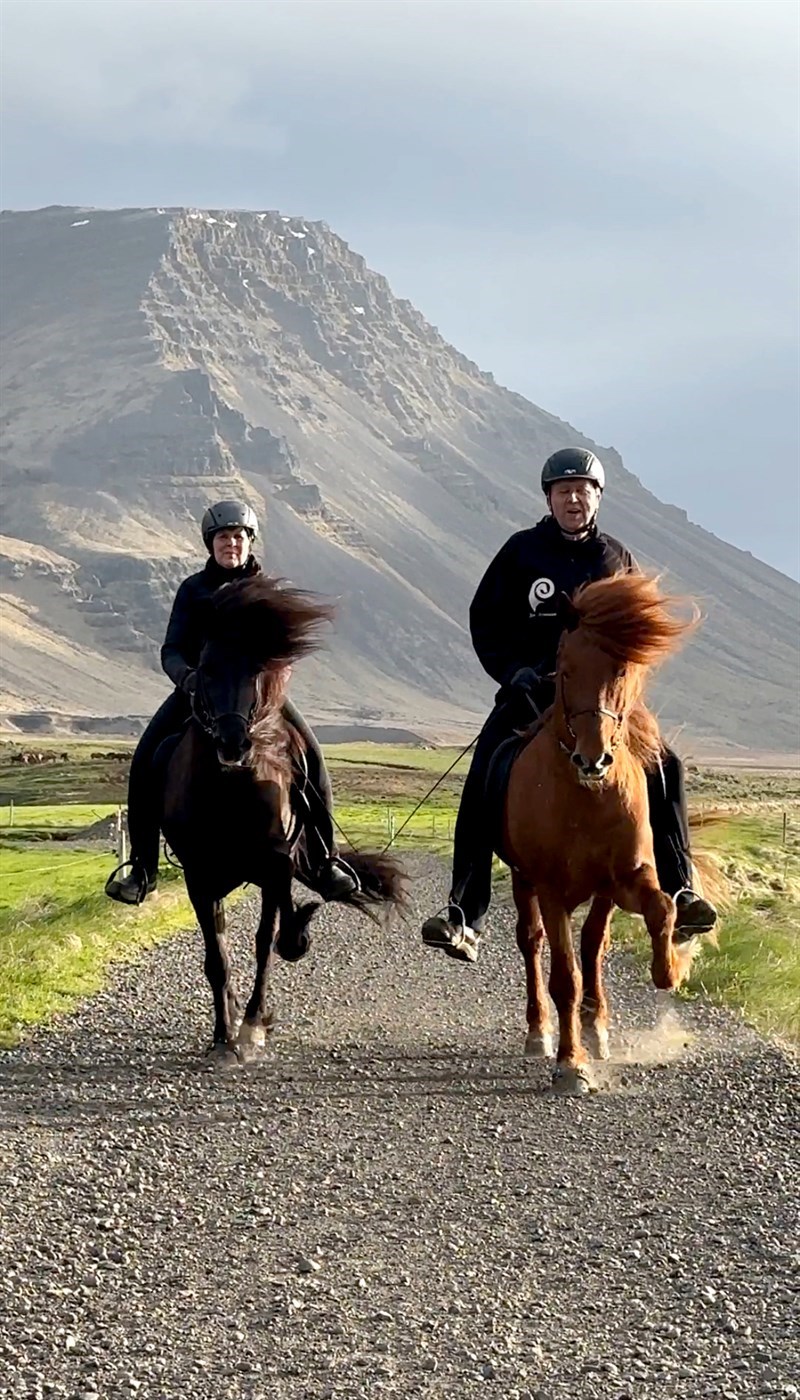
[1,855,797,1400]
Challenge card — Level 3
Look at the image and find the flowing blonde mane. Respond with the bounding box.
[568,574,699,781]
[573,573,698,666]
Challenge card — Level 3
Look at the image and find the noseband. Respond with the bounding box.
[557,672,623,758]
[191,680,257,744]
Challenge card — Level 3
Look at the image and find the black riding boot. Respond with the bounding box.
[421,697,522,962]
[282,699,358,900]
[647,748,717,938]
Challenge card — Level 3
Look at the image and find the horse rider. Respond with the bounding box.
[105,500,358,905]
[421,447,718,961]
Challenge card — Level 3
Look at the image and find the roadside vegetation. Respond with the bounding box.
[0,738,797,1047]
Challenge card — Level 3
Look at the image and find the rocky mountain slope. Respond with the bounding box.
[1,205,797,749]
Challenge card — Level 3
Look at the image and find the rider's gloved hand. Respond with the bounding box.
[181,669,198,698]
[497,665,544,718]
[508,665,542,695]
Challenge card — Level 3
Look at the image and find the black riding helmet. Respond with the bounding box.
[201,500,259,551]
[541,448,605,494]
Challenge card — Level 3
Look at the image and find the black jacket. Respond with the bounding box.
[160,556,261,691]
[469,515,636,686]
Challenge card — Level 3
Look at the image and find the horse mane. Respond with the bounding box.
[209,575,334,670]
[572,573,699,666]
[626,702,665,773]
[561,574,698,786]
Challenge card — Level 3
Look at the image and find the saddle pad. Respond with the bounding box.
[485,732,528,856]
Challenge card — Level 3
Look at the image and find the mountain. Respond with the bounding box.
[1,204,797,751]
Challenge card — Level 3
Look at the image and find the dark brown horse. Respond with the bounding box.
[503,573,705,1094]
[162,575,406,1065]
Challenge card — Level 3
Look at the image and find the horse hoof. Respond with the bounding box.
[236,1020,268,1062]
[551,1064,596,1096]
[277,932,311,963]
[583,1025,610,1061]
[525,1030,555,1058]
[206,1041,241,1071]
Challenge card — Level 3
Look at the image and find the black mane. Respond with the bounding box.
[208,575,334,669]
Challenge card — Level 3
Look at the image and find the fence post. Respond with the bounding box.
[116,806,127,867]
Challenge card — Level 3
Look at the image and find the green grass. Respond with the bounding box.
[605,810,800,1044]
[326,741,473,773]
[0,840,194,1048]
[0,744,797,1049]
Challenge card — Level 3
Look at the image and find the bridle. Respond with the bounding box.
[557,671,624,758]
[191,675,258,745]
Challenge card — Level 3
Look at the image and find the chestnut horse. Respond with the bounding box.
[162,575,406,1066]
[503,573,700,1095]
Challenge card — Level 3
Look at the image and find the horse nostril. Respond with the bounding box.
[571,752,584,768]
[600,751,614,770]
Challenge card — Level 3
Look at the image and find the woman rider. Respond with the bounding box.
[105,500,358,905]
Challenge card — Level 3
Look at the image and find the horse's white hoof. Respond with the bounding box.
[583,1025,610,1061]
[525,1030,555,1058]
[551,1064,596,1096]
[237,1021,267,1061]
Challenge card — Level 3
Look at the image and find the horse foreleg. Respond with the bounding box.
[539,891,593,1095]
[615,866,678,990]
[237,877,282,1062]
[188,882,238,1060]
[580,896,614,1060]
[512,871,552,1058]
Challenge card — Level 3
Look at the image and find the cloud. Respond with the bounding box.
[2,0,796,169]
[1,0,797,574]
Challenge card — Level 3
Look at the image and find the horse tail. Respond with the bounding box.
[688,810,731,930]
[334,849,409,923]
[668,811,731,983]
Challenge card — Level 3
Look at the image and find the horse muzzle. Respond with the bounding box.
[571,750,615,784]
[213,715,253,768]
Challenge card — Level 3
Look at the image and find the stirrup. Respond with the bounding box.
[673,887,717,940]
[105,860,151,906]
[421,905,481,964]
[332,855,361,894]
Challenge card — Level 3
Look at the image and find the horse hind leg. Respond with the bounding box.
[513,872,553,1058]
[580,896,614,1061]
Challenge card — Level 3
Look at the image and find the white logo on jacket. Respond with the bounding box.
[529,577,556,607]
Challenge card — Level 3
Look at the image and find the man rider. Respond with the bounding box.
[421,447,717,961]
[105,500,357,905]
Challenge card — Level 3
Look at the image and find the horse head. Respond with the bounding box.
[192,645,262,766]
[192,576,334,769]
[555,575,698,786]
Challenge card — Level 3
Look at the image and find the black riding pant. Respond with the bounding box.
[125,691,337,882]
[449,696,692,930]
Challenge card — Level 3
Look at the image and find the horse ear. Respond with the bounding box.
[558,592,580,631]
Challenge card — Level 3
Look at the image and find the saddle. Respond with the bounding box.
[484,707,550,858]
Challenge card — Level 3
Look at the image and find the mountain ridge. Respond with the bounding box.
[0,204,797,750]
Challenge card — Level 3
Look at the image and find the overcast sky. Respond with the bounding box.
[2,0,798,578]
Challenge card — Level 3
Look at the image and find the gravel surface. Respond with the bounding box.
[1,855,797,1400]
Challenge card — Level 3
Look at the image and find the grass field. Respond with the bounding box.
[0,839,193,1048]
[0,740,797,1048]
